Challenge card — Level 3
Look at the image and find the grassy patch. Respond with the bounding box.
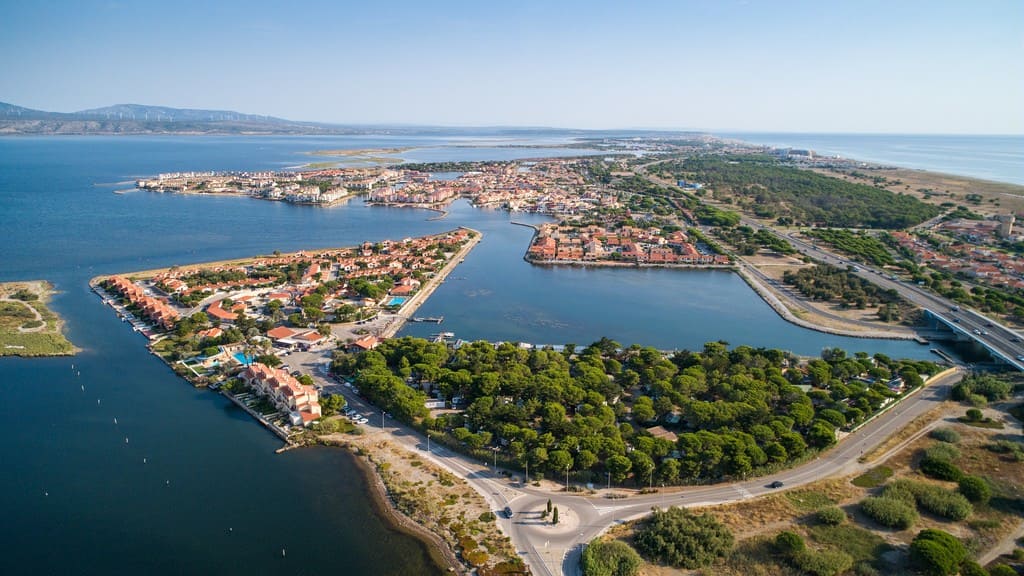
[714,535,798,576]
[852,466,893,488]
[957,417,1005,429]
[806,523,891,565]
[785,490,836,512]
[0,281,75,356]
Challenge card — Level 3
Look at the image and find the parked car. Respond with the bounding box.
[768,480,784,489]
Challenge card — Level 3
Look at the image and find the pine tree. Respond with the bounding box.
[552,506,559,525]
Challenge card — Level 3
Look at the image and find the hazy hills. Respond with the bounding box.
[0,101,702,137]
[0,101,363,135]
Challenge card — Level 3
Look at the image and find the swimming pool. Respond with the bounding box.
[233,352,254,365]
[386,297,407,307]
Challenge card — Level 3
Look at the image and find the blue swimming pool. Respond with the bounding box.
[234,352,254,365]
[386,297,407,307]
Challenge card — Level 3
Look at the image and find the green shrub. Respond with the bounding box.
[774,530,805,556]
[861,496,918,529]
[958,476,992,505]
[816,506,847,526]
[989,565,1017,576]
[909,529,967,576]
[929,428,961,444]
[959,560,989,576]
[890,479,973,521]
[633,506,733,569]
[920,456,963,482]
[965,408,984,421]
[853,561,880,576]
[852,466,893,488]
[792,548,854,576]
[923,443,961,462]
[967,394,989,407]
[882,482,919,506]
[580,539,641,576]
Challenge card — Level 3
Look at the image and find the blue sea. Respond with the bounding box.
[719,132,1024,186]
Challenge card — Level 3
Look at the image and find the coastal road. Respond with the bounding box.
[639,167,1023,369]
[293,342,961,576]
[773,229,1024,369]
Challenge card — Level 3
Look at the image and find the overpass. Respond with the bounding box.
[923,308,1024,371]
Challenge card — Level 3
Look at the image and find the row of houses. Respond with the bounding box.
[106,276,180,330]
[240,362,322,427]
[527,223,730,265]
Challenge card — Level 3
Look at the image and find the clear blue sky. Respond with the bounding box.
[2,0,1022,133]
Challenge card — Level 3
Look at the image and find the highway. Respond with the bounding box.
[770,226,1024,370]
[637,168,1024,371]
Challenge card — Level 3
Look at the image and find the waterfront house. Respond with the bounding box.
[240,362,321,427]
[106,276,180,329]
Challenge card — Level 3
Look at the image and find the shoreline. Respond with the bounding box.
[0,279,79,357]
[340,444,463,574]
[513,218,922,341]
[381,228,481,339]
[734,264,923,341]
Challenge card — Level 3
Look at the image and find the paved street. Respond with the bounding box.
[288,344,962,576]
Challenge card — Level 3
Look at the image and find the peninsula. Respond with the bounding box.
[0,280,76,356]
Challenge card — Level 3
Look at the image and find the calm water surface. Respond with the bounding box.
[0,134,956,574]
[719,132,1024,186]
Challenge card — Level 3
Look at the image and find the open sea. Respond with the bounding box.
[719,132,1024,186]
[0,132,1014,575]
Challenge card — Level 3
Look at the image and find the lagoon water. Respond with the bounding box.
[0,133,973,574]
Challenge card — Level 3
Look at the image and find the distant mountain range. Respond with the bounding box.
[0,101,700,137]
[0,101,368,135]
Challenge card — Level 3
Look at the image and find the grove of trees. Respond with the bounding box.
[331,336,937,486]
[664,155,941,229]
[632,506,733,568]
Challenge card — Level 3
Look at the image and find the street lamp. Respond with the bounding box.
[607,470,611,491]
[381,410,386,429]
[565,465,570,492]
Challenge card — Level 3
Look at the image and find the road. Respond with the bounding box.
[287,345,962,576]
[639,168,1023,371]
[775,228,1024,370]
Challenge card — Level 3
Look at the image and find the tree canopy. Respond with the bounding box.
[632,506,733,568]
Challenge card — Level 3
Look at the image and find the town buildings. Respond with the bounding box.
[240,362,322,427]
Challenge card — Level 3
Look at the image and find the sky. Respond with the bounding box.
[1,0,1022,133]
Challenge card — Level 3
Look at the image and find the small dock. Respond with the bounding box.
[930,348,957,365]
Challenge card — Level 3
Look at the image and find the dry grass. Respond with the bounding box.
[811,166,1024,217]
[860,403,950,463]
[322,434,521,574]
[611,399,1023,575]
